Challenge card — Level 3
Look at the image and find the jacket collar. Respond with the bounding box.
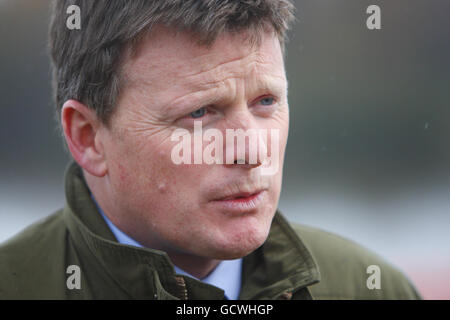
[62,161,320,299]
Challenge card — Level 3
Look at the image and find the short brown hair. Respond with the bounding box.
[49,0,295,126]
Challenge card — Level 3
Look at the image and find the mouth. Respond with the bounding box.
[210,189,267,214]
[218,191,263,202]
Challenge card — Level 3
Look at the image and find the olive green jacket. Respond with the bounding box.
[0,163,421,300]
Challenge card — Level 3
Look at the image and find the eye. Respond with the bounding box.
[259,97,275,106]
[190,107,207,118]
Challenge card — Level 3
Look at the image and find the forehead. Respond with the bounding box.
[121,26,286,91]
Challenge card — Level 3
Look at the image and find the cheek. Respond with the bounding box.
[106,136,172,197]
[264,107,289,148]
[266,117,288,204]
[111,140,204,209]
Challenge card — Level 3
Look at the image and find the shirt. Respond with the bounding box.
[92,196,242,299]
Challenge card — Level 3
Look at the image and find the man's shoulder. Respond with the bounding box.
[289,222,421,299]
[0,210,68,299]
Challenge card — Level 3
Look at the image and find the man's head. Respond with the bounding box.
[50,0,294,273]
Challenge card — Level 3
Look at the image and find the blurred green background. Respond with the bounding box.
[1,0,449,298]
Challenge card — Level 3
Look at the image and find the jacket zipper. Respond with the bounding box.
[175,276,188,300]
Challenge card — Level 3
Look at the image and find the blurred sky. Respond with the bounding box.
[1,0,449,299]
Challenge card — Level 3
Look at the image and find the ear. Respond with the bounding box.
[61,100,107,177]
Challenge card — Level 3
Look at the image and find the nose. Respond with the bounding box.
[221,110,267,169]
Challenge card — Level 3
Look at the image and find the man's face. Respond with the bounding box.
[100,27,289,260]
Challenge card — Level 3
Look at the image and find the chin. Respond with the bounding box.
[205,219,272,260]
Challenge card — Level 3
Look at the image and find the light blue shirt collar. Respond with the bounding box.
[92,196,242,299]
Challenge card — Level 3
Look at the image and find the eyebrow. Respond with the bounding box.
[160,72,287,118]
[161,86,222,118]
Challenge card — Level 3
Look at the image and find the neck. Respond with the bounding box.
[166,251,221,279]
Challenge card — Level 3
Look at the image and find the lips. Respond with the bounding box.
[219,191,262,201]
[207,180,269,214]
[210,188,267,214]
